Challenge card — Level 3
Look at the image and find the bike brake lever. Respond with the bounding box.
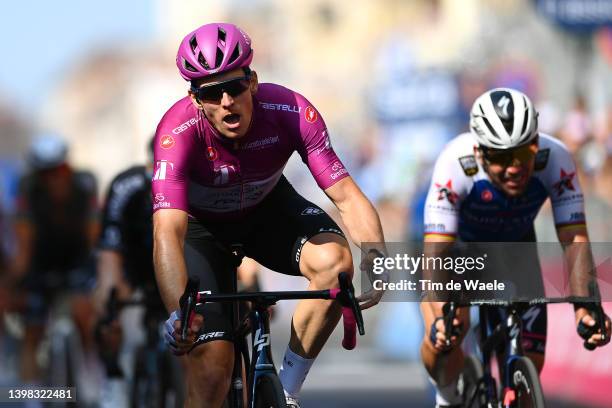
[179,277,200,341]
[338,272,365,336]
[442,302,456,348]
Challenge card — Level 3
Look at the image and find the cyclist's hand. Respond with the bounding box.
[357,287,384,310]
[357,250,387,310]
[575,307,611,348]
[429,302,463,351]
[164,310,204,355]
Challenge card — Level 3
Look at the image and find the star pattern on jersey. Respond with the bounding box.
[435,179,459,204]
[553,168,576,196]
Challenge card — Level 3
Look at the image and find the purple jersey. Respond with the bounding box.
[152,83,349,220]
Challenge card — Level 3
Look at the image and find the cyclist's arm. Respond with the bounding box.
[557,226,593,298]
[153,208,188,313]
[10,179,34,282]
[324,176,385,252]
[10,219,32,281]
[94,249,132,315]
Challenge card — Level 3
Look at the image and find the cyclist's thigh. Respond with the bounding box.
[184,220,237,346]
[243,176,346,276]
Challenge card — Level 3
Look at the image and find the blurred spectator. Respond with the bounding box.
[9,134,99,386]
[558,94,593,154]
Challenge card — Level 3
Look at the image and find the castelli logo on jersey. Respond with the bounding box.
[207,146,218,161]
[154,193,165,202]
[481,189,493,202]
[160,135,175,149]
[305,106,317,123]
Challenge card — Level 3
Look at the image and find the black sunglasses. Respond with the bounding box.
[480,141,538,167]
[191,74,251,102]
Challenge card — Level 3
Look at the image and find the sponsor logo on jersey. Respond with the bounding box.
[207,146,218,161]
[553,168,576,196]
[153,160,174,181]
[153,201,171,210]
[259,102,300,113]
[435,180,459,204]
[458,155,478,176]
[160,135,175,149]
[172,116,201,134]
[241,135,280,150]
[481,189,493,202]
[330,161,347,180]
[301,207,324,215]
[316,129,332,155]
[305,106,318,123]
[534,148,550,171]
[213,164,237,186]
[154,193,165,202]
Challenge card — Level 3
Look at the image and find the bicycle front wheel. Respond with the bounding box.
[509,356,545,408]
[459,355,485,408]
[254,373,287,408]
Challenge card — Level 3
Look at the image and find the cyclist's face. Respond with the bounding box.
[475,142,538,197]
[189,68,257,139]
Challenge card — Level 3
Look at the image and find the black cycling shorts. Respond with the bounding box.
[184,176,345,346]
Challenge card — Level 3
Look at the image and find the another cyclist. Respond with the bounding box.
[93,137,161,407]
[9,134,99,385]
[154,23,386,407]
[421,88,611,407]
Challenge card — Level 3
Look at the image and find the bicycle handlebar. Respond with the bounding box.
[177,272,365,350]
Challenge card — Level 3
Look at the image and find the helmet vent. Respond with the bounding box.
[189,35,198,54]
[218,28,226,46]
[228,43,241,64]
[183,59,198,73]
[481,116,500,140]
[198,53,211,70]
[215,47,224,68]
[520,101,529,136]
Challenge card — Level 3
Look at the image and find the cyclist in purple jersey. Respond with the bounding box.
[153,23,386,407]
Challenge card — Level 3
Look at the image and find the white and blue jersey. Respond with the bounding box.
[424,133,586,242]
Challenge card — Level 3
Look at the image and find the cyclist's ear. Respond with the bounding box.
[188,91,205,111]
[249,71,259,95]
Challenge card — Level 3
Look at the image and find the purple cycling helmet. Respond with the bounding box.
[176,23,253,81]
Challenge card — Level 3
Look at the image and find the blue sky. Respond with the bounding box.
[0,1,154,112]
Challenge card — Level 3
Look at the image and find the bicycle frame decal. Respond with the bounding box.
[254,328,271,352]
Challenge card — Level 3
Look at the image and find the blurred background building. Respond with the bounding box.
[1,0,611,406]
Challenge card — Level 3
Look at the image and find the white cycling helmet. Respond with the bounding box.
[470,88,538,149]
[27,134,68,170]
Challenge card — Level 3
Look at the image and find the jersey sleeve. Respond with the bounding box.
[540,140,586,230]
[423,147,470,240]
[292,93,350,189]
[151,104,196,214]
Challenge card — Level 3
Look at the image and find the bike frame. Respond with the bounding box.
[475,305,526,405]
